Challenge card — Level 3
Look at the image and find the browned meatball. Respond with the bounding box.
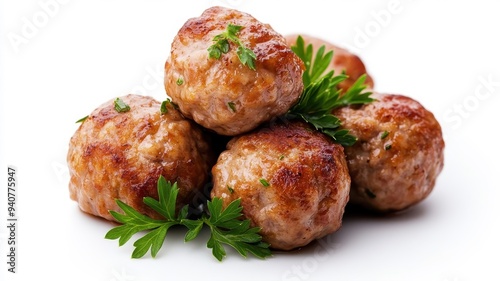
[211,121,351,250]
[333,93,444,212]
[165,6,304,136]
[285,34,374,91]
[67,94,215,221]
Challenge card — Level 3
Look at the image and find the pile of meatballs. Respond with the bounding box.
[67,6,444,251]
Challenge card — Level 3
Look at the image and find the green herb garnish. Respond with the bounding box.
[381,131,389,139]
[204,198,270,261]
[176,77,184,86]
[227,102,237,112]
[75,115,88,123]
[287,36,374,146]
[259,178,270,187]
[227,186,234,194]
[384,144,392,150]
[291,36,334,88]
[114,98,131,113]
[160,101,168,114]
[208,23,257,70]
[105,176,271,261]
[160,99,171,114]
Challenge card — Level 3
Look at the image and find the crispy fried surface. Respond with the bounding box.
[211,121,351,250]
[165,6,304,136]
[67,94,215,221]
[333,93,444,212]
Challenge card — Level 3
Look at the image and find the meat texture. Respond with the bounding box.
[165,6,304,136]
[211,121,351,250]
[333,93,444,212]
[67,94,215,221]
[285,34,374,91]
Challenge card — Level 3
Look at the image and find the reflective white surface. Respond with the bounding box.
[1,1,499,280]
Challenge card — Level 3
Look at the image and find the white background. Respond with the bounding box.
[1,0,499,280]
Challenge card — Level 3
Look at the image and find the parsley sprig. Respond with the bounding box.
[208,23,257,70]
[287,36,374,146]
[105,176,271,261]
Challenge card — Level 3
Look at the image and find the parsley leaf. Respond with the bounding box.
[105,175,271,261]
[208,23,257,70]
[208,38,230,59]
[237,46,257,70]
[287,36,375,146]
[204,198,271,261]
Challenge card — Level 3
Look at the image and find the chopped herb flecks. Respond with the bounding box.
[228,102,237,112]
[381,131,389,139]
[259,178,270,187]
[208,23,256,70]
[114,98,131,113]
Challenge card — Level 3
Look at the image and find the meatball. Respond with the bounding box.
[285,34,374,91]
[165,6,304,136]
[333,93,444,212]
[211,121,351,250]
[67,94,215,221]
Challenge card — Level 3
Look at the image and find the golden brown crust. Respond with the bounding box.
[211,121,350,250]
[67,94,215,221]
[285,34,374,91]
[165,6,304,136]
[333,93,445,212]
